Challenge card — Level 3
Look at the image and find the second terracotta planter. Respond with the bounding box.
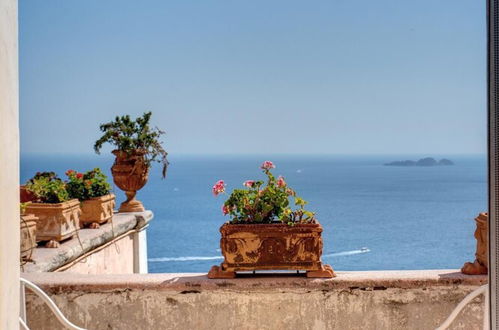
[208,222,335,278]
[80,193,116,228]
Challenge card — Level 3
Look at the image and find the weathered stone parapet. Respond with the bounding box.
[23,270,486,330]
[23,211,153,273]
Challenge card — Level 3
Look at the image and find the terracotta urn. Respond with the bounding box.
[25,199,81,248]
[111,150,149,212]
[462,212,488,275]
[80,193,116,229]
[208,222,335,279]
[20,213,37,259]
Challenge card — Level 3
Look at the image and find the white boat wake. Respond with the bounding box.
[149,256,224,262]
[148,248,370,263]
[322,247,370,258]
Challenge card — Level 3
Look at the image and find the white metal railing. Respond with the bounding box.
[436,284,489,330]
[19,277,86,330]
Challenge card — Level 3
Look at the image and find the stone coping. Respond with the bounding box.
[22,270,486,293]
[22,211,153,273]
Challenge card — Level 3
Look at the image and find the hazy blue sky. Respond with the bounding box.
[20,0,485,155]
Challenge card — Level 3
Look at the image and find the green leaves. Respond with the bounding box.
[94,112,169,178]
[220,164,316,225]
[66,168,111,201]
[25,175,69,204]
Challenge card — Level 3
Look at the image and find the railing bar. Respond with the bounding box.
[20,281,26,322]
[20,278,86,330]
[436,284,488,330]
[19,317,29,330]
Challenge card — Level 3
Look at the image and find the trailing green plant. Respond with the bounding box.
[213,161,316,225]
[65,168,111,201]
[94,112,169,178]
[20,202,28,215]
[25,173,69,204]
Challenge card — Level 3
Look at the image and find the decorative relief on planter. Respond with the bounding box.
[462,212,488,275]
[111,150,149,212]
[20,213,37,259]
[80,193,115,229]
[25,199,81,248]
[208,223,335,278]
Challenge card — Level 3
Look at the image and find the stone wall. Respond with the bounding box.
[59,235,134,274]
[23,270,486,330]
[23,211,153,274]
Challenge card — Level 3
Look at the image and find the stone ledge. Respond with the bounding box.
[22,211,153,273]
[22,269,486,293]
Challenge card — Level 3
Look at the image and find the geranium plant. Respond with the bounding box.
[25,172,69,203]
[66,168,111,201]
[94,112,169,178]
[213,161,316,225]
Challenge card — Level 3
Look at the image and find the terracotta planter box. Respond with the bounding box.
[80,194,116,228]
[25,199,81,248]
[208,222,335,278]
[20,213,37,259]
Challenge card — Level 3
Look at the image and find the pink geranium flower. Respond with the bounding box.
[243,180,255,188]
[277,176,286,187]
[222,204,230,215]
[260,161,275,170]
[212,180,226,196]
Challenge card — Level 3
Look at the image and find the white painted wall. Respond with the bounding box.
[0,0,19,328]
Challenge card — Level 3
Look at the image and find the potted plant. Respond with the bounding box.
[66,168,115,229]
[208,161,335,279]
[24,172,81,248]
[20,203,37,260]
[94,112,168,212]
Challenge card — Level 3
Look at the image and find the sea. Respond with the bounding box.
[20,154,487,273]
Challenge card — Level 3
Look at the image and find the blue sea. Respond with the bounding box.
[20,154,487,273]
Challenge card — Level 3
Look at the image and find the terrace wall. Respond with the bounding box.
[24,270,486,330]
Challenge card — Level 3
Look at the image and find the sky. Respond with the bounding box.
[19,0,486,156]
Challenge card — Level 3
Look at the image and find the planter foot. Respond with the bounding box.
[208,265,236,279]
[461,260,488,275]
[88,222,101,229]
[307,264,336,278]
[45,240,60,248]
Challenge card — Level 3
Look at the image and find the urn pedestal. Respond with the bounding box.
[111,150,149,213]
[208,222,335,279]
[461,212,488,275]
[25,199,81,248]
[80,194,116,229]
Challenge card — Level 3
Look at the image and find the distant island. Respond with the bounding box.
[384,157,454,167]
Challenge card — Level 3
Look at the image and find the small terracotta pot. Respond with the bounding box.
[20,213,37,259]
[462,212,488,275]
[111,150,149,212]
[80,193,116,229]
[20,185,36,203]
[208,222,335,278]
[25,199,81,248]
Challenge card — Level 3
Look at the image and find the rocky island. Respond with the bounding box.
[384,157,454,167]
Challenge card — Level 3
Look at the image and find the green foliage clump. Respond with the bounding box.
[94,112,169,178]
[25,172,69,204]
[65,168,111,201]
[216,162,316,225]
